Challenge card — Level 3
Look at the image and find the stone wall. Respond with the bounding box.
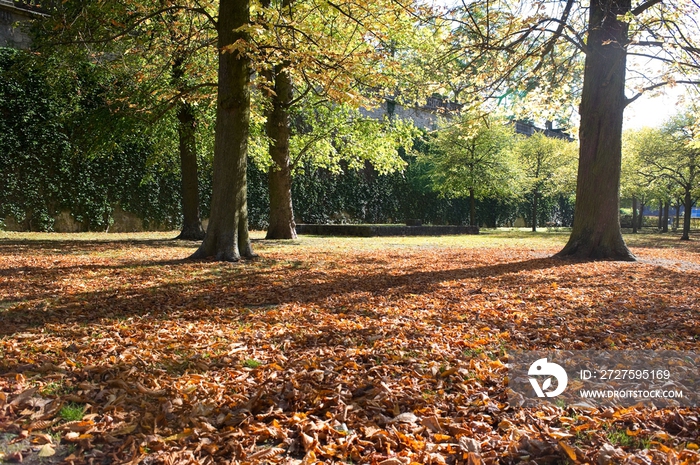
[0,2,33,50]
[360,101,446,131]
[3,206,173,232]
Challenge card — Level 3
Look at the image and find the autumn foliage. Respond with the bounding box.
[1,232,699,464]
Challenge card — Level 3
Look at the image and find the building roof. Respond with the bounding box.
[513,120,574,141]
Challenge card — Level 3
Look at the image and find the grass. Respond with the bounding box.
[2,226,697,253]
[58,403,85,422]
[242,359,263,368]
[605,427,651,450]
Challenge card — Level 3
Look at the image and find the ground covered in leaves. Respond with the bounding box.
[0,230,699,465]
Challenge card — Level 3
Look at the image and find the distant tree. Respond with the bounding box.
[626,114,700,240]
[643,113,700,240]
[513,133,576,231]
[622,128,660,233]
[250,100,416,228]
[420,113,517,226]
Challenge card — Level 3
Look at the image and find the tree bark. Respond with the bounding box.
[175,101,205,240]
[657,200,663,229]
[681,189,692,241]
[632,196,637,234]
[265,64,297,239]
[662,201,669,233]
[637,201,645,230]
[191,0,255,261]
[556,0,634,260]
[469,188,476,227]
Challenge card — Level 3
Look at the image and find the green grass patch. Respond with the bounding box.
[59,403,85,422]
[242,359,263,369]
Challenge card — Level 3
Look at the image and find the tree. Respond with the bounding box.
[555,0,635,259]
[513,132,576,231]
[636,113,700,240]
[192,0,254,260]
[250,0,421,239]
[622,128,658,233]
[34,0,218,240]
[420,113,517,226]
[250,98,415,234]
[446,0,700,260]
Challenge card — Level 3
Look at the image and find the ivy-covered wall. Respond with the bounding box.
[0,48,186,231]
[1,47,572,233]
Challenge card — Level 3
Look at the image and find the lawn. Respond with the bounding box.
[0,230,699,464]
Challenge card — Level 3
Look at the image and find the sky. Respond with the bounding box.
[428,0,699,132]
[623,86,694,130]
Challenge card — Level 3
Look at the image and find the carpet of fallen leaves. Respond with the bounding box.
[0,231,699,465]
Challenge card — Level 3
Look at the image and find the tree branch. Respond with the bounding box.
[625,80,700,106]
[631,0,664,16]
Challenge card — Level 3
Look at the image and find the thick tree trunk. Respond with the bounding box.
[657,200,663,229]
[191,0,255,261]
[662,201,669,233]
[531,189,538,232]
[176,101,205,240]
[469,188,476,227]
[556,0,634,260]
[632,196,638,234]
[265,65,297,239]
[681,190,692,241]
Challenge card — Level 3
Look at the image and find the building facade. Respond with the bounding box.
[0,0,43,49]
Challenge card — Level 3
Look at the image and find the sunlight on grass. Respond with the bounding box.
[2,228,698,258]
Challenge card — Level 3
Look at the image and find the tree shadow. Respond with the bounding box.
[625,231,700,252]
[0,237,197,253]
[0,256,571,336]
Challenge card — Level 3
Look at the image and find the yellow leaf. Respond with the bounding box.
[164,428,193,442]
[558,441,577,461]
[651,441,673,453]
[687,443,699,450]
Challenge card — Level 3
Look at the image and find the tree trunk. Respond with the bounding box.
[556,0,634,260]
[675,201,681,230]
[681,189,692,241]
[171,57,204,241]
[469,188,476,227]
[632,196,637,234]
[531,189,538,232]
[175,101,205,240]
[637,202,644,230]
[191,0,255,261]
[662,201,669,233]
[657,200,663,230]
[265,65,297,239]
